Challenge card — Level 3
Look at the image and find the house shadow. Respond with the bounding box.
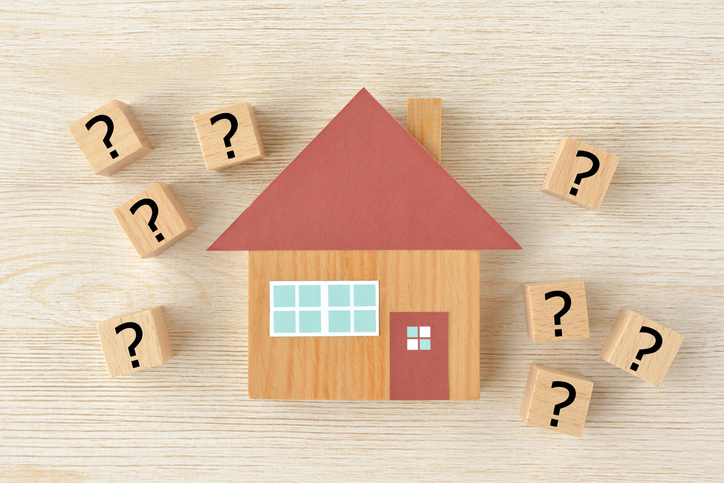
[479,251,523,391]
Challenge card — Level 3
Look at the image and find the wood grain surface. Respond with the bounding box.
[541,137,620,210]
[523,279,589,342]
[599,308,685,387]
[192,102,265,171]
[97,305,173,378]
[1,1,723,481]
[113,182,196,258]
[520,363,594,438]
[248,250,479,400]
[407,98,442,163]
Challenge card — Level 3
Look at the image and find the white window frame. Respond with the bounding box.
[270,281,379,337]
[406,325,431,350]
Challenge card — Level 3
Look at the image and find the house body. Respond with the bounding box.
[210,89,519,400]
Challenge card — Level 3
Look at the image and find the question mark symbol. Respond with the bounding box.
[115,322,143,368]
[130,198,165,242]
[630,326,663,371]
[210,113,238,159]
[544,290,572,337]
[569,150,600,196]
[85,114,119,159]
[550,381,577,427]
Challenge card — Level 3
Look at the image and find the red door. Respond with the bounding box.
[389,312,449,400]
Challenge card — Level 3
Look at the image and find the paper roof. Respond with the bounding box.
[209,88,519,251]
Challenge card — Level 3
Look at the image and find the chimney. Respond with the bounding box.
[406,98,442,163]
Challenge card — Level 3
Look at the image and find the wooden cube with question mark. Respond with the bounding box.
[600,309,684,387]
[541,137,620,210]
[113,182,196,258]
[522,280,589,342]
[97,306,173,378]
[521,363,594,438]
[193,102,265,170]
[68,100,154,176]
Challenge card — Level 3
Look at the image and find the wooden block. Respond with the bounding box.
[520,363,594,437]
[522,280,589,342]
[599,309,684,387]
[68,100,153,176]
[97,306,173,377]
[193,102,265,170]
[247,250,479,400]
[541,137,619,210]
[407,98,442,163]
[113,182,196,258]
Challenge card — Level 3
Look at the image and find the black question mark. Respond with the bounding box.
[209,113,239,159]
[85,114,119,159]
[115,322,143,368]
[130,198,165,242]
[544,290,572,337]
[630,326,663,371]
[550,381,577,427]
[569,150,600,196]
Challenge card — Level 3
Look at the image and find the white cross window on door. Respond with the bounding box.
[406,326,431,350]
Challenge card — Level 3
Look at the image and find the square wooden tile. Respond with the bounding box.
[69,100,153,175]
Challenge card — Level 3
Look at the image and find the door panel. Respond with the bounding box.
[389,312,448,400]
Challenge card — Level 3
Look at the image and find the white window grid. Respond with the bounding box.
[407,325,431,350]
[270,281,379,337]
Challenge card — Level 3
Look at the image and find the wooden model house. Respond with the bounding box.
[209,89,520,400]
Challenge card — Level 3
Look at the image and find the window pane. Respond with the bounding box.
[273,285,295,308]
[299,285,321,307]
[353,284,376,307]
[407,326,418,338]
[299,311,322,333]
[354,310,377,333]
[407,339,418,350]
[329,310,351,333]
[273,311,296,334]
[419,326,431,338]
[270,281,378,337]
[419,339,431,350]
[328,284,351,307]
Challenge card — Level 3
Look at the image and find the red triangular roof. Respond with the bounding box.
[209,89,520,251]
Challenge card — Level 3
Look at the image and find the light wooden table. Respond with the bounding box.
[1,2,723,481]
